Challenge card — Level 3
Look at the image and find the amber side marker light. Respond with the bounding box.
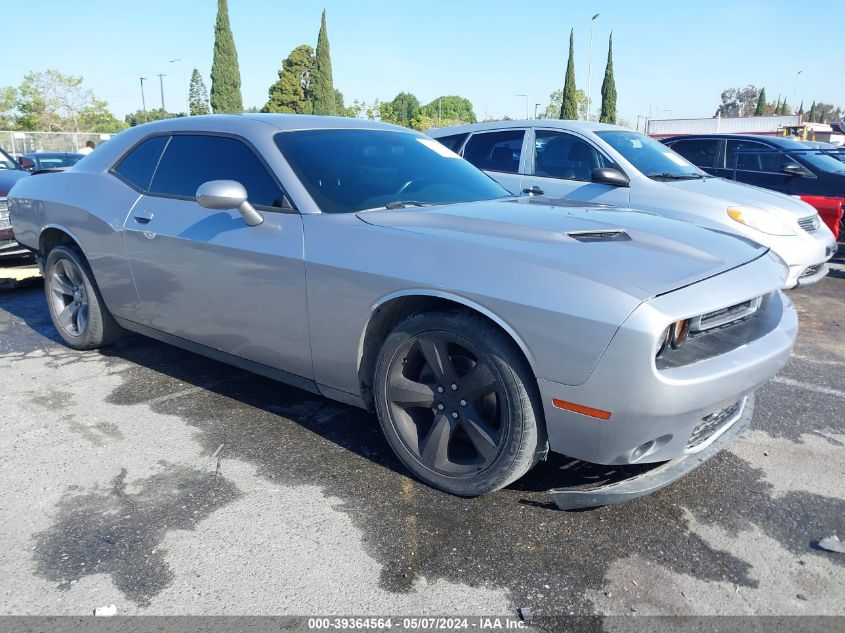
[552,399,612,420]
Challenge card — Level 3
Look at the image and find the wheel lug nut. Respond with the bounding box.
[451,412,458,419]
[460,399,467,407]
[437,386,444,394]
[437,403,445,411]
[451,383,458,391]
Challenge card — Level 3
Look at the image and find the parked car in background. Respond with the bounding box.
[663,134,845,240]
[0,147,32,260]
[430,121,836,288]
[21,152,85,172]
[8,114,797,509]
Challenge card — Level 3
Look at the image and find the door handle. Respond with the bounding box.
[522,186,544,196]
[133,210,154,224]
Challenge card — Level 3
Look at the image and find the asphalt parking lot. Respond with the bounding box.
[0,260,843,624]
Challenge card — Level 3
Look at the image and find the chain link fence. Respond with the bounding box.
[0,131,116,155]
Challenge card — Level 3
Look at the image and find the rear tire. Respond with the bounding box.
[44,245,121,350]
[373,310,547,497]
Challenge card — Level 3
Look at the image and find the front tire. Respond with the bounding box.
[44,245,121,350]
[373,311,546,497]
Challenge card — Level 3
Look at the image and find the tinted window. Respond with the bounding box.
[533,130,611,180]
[462,130,525,174]
[113,135,168,190]
[150,135,285,207]
[725,140,785,172]
[596,130,705,180]
[668,139,719,168]
[434,133,469,153]
[274,129,510,214]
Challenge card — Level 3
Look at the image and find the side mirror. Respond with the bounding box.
[18,156,35,171]
[781,162,810,177]
[196,180,264,227]
[591,167,630,187]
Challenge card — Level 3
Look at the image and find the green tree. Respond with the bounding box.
[189,69,211,115]
[263,45,314,114]
[560,29,578,119]
[807,101,816,122]
[310,9,336,115]
[16,70,119,133]
[210,0,243,113]
[754,87,766,116]
[334,89,345,116]
[813,102,837,123]
[383,92,420,126]
[124,108,183,127]
[779,99,789,115]
[599,33,616,124]
[541,89,587,120]
[420,96,476,124]
[0,86,17,129]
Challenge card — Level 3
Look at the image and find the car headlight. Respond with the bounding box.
[656,319,691,358]
[726,206,797,236]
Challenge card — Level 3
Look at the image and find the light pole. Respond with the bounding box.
[157,73,167,111]
[793,70,802,114]
[515,94,528,120]
[139,77,148,123]
[586,13,600,121]
[170,58,190,116]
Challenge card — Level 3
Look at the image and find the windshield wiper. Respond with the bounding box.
[385,200,428,209]
[647,172,704,180]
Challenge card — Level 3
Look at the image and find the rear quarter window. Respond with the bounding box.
[112,135,169,191]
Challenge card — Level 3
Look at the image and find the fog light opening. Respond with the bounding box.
[631,440,655,462]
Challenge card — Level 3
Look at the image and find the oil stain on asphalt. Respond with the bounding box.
[32,464,241,606]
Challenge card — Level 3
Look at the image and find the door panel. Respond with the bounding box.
[717,139,791,194]
[122,197,312,380]
[522,129,630,205]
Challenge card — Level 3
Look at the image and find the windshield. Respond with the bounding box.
[596,130,706,179]
[0,148,21,171]
[33,154,84,169]
[776,139,845,173]
[274,129,510,213]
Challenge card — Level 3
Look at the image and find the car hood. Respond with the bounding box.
[0,169,28,196]
[356,198,769,299]
[664,177,818,220]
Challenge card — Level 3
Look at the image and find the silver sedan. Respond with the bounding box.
[9,115,797,509]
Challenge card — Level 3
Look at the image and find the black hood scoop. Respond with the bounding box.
[567,230,631,243]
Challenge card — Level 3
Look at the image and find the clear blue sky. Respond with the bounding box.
[1,0,842,125]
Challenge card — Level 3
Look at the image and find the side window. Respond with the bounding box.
[726,140,784,173]
[112,135,169,191]
[150,135,285,207]
[434,133,469,153]
[669,139,719,168]
[533,130,610,181]
[462,130,525,174]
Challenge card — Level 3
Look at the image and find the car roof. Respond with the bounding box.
[427,119,629,137]
[665,134,798,146]
[25,152,83,157]
[129,113,411,134]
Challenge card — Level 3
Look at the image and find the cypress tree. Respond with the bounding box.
[210,0,243,113]
[560,29,578,120]
[311,9,336,115]
[754,88,766,116]
[808,101,816,122]
[189,69,211,115]
[780,99,788,115]
[797,101,804,116]
[599,33,616,124]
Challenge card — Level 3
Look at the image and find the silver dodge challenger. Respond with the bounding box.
[8,115,798,509]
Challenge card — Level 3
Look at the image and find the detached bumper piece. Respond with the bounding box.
[549,397,754,510]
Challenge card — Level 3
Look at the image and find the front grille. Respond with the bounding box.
[0,198,9,229]
[798,215,820,233]
[687,400,742,450]
[800,264,823,279]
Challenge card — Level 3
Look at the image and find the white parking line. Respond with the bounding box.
[772,375,845,399]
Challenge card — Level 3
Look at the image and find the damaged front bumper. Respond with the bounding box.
[549,396,753,510]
